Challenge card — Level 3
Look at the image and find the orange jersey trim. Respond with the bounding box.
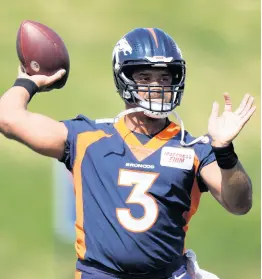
[182,156,202,252]
[75,270,82,279]
[114,117,181,161]
[73,130,112,260]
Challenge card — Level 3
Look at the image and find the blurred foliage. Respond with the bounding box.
[0,0,260,278]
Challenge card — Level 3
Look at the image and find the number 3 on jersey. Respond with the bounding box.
[116,169,159,233]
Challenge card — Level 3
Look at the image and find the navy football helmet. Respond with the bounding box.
[112,28,186,118]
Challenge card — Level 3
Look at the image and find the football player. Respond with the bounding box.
[0,28,255,279]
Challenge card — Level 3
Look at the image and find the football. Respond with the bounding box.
[16,20,70,89]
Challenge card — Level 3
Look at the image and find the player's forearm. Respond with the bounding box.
[220,161,252,215]
[0,86,67,158]
[0,86,30,136]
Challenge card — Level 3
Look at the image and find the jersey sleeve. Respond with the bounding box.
[195,137,216,192]
[59,115,96,171]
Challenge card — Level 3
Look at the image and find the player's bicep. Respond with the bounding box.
[6,110,68,159]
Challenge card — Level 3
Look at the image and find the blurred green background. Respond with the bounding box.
[0,0,260,278]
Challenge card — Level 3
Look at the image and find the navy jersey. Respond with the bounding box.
[61,115,215,276]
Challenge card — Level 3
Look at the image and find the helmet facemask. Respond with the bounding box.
[115,62,186,119]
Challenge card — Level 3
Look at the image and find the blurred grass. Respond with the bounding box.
[0,0,260,278]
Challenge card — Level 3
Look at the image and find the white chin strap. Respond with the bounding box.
[96,107,205,147]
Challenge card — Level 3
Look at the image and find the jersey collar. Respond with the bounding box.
[114,117,181,161]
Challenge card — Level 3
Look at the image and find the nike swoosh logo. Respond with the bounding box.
[174,272,187,279]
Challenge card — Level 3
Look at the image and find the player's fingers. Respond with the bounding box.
[223,92,232,112]
[56,69,66,80]
[234,93,250,115]
[239,106,256,128]
[239,96,254,118]
[47,69,66,85]
[210,102,219,119]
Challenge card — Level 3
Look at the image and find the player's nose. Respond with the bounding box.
[149,82,163,97]
[150,80,161,87]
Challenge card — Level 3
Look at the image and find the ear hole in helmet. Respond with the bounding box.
[168,64,184,84]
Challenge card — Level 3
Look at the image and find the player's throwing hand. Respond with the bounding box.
[18,65,66,92]
[208,93,256,147]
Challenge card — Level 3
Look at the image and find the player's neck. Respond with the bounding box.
[124,106,169,136]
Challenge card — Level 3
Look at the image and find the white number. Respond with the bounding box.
[116,169,159,233]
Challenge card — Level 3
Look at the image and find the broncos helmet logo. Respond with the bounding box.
[113,37,133,71]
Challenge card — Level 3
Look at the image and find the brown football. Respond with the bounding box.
[16,20,70,90]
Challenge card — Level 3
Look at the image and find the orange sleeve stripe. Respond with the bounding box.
[75,270,82,279]
[183,155,201,227]
[182,155,202,252]
[73,130,112,260]
[182,177,202,233]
